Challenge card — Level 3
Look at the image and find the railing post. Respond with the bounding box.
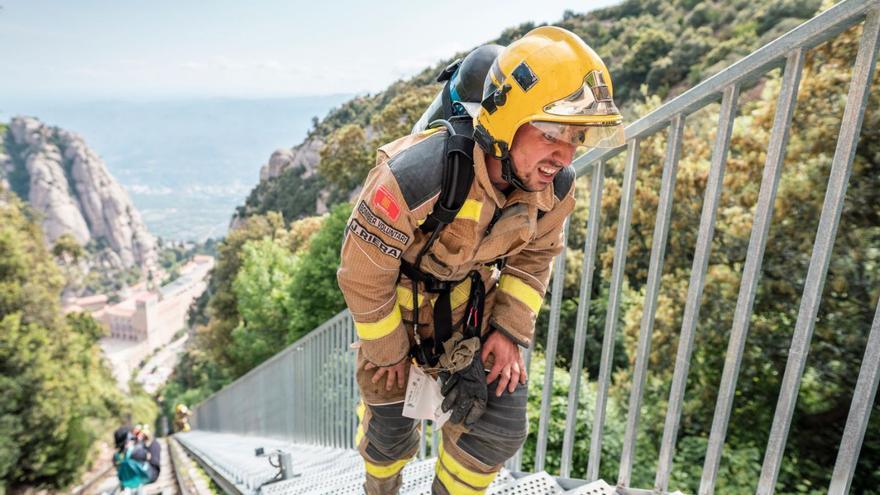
[699,48,805,495]
[655,83,740,492]
[535,218,570,472]
[349,315,358,447]
[828,296,880,495]
[560,160,606,478]
[618,113,685,487]
[588,138,641,481]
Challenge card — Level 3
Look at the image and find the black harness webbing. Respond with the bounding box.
[417,116,475,235]
[400,264,487,367]
[401,110,483,366]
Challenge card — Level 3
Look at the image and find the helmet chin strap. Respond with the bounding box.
[500,155,532,192]
[474,124,533,192]
[497,140,534,192]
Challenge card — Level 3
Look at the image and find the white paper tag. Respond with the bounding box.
[402,365,452,428]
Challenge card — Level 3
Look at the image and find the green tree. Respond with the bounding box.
[51,233,84,262]
[318,124,373,190]
[228,237,299,375]
[369,85,439,148]
[245,165,325,221]
[195,212,286,371]
[0,190,140,491]
[287,215,324,255]
[164,207,349,414]
[286,202,351,340]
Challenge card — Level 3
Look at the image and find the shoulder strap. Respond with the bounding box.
[537,166,576,220]
[419,116,476,234]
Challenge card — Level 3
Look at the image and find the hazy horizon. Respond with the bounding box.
[1,94,352,241]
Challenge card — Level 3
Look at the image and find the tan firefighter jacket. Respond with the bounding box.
[337,127,575,367]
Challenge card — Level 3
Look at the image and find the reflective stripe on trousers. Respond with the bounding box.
[355,351,528,495]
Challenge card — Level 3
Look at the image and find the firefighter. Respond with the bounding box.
[174,404,191,433]
[337,26,624,495]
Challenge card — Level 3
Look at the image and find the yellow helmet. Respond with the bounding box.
[474,26,624,177]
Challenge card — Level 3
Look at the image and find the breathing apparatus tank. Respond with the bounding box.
[411,44,504,134]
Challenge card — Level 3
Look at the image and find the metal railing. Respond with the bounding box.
[191,0,879,493]
[192,311,358,449]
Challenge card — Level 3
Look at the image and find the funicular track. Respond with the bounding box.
[76,436,217,495]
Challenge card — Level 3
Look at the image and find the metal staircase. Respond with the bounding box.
[182,1,880,493]
[175,431,645,495]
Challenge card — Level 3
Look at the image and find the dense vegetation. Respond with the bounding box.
[162,205,350,418]
[166,0,879,493]
[0,189,157,492]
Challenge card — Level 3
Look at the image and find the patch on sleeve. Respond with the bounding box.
[357,201,410,245]
[348,219,402,259]
[372,185,401,221]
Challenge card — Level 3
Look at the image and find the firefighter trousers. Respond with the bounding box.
[354,350,528,495]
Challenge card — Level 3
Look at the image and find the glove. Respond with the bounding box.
[440,351,488,427]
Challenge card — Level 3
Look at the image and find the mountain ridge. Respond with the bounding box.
[1,116,158,277]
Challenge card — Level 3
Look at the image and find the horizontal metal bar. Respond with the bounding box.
[655,83,740,493]
[588,138,641,481]
[572,0,875,178]
[560,161,606,477]
[699,48,805,495]
[756,8,880,494]
[619,114,685,487]
[828,296,880,495]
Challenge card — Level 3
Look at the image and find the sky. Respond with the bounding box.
[0,0,620,101]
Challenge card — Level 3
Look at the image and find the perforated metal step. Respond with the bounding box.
[175,431,622,495]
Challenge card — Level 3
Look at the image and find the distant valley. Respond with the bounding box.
[0,95,351,240]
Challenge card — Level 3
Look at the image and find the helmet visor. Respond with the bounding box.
[530,121,626,149]
[543,70,620,117]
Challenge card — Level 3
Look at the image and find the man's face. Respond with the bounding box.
[509,123,578,191]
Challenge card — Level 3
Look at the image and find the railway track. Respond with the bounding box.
[75,437,212,495]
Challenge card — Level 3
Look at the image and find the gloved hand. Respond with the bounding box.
[440,352,488,427]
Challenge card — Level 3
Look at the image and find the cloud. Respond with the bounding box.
[128,181,251,198]
[182,182,251,197]
[178,61,207,71]
[128,184,173,196]
[255,59,284,71]
[389,42,471,79]
[177,57,300,75]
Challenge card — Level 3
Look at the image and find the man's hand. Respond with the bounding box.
[364,359,408,391]
[482,330,527,397]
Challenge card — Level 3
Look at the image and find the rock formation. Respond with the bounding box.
[258,137,324,182]
[1,116,158,272]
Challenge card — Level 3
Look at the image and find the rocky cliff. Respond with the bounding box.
[259,138,324,183]
[0,116,158,272]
